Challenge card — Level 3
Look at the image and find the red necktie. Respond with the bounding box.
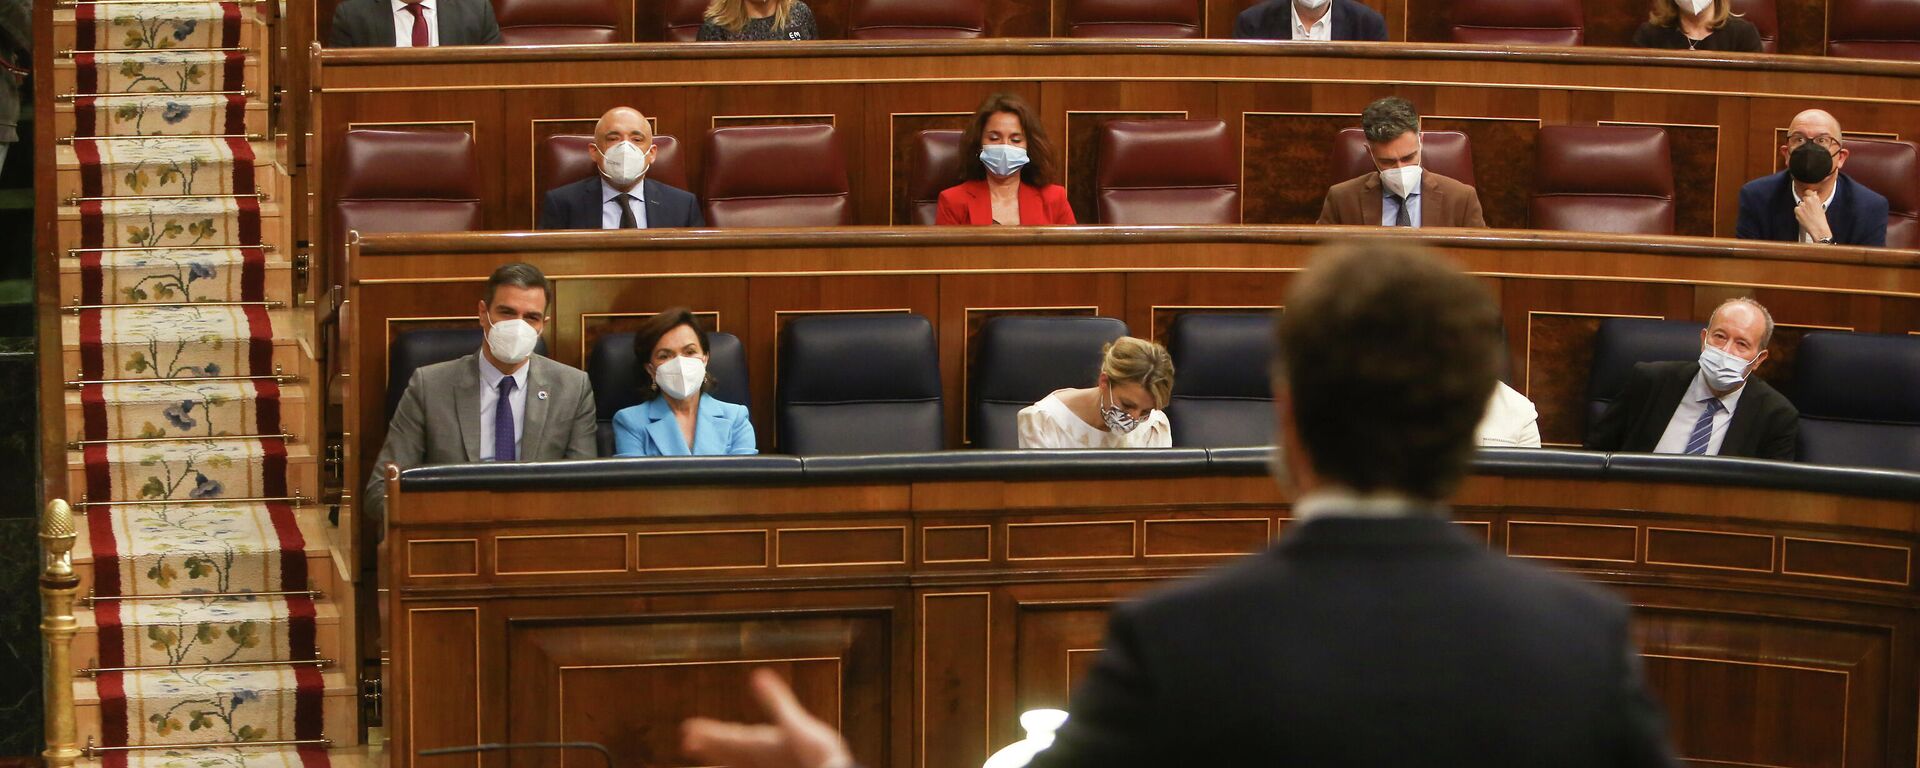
[404,2,429,47]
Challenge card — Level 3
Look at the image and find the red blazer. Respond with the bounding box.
[934,180,1077,225]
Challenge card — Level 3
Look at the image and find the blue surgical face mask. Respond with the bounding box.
[980,144,1030,178]
[1698,342,1754,391]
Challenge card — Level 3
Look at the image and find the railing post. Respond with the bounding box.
[40,498,82,768]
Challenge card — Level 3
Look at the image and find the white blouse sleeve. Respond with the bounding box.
[1017,404,1055,449]
[1141,411,1173,448]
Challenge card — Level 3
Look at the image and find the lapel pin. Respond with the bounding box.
[537,390,549,401]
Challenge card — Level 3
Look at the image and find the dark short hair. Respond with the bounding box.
[485,262,551,307]
[631,307,713,400]
[958,92,1058,188]
[1361,97,1421,145]
[1275,241,1501,501]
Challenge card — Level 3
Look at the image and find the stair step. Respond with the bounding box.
[65,439,320,505]
[73,596,344,673]
[64,379,309,446]
[53,6,266,54]
[56,97,267,142]
[74,503,338,598]
[57,139,285,209]
[57,198,282,250]
[75,669,359,748]
[53,52,264,102]
[60,306,305,384]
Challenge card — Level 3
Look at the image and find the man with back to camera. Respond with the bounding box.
[1319,97,1487,229]
[677,241,1679,768]
[538,106,706,231]
[1736,109,1888,247]
[327,0,502,47]
[1234,0,1388,40]
[1587,297,1798,461]
[365,262,598,531]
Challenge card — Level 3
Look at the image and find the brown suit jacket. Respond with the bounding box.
[1317,170,1487,228]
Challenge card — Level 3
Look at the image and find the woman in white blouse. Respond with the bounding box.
[1017,336,1175,449]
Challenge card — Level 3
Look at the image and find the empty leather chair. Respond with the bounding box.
[1828,0,1920,60]
[1065,0,1202,38]
[701,124,853,227]
[970,316,1129,449]
[663,0,706,40]
[1095,120,1239,224]
[1794,332,1920,470]
[333,129,484,250]
[778,314,943,454]
[1583,318,1702,440]
[1332,128,1476,187]
[848,0,986,38]
[1731,0,1779,52]
[908,130,965,225]
[1532,125,1675,235]
[1836,138,1919,249]
[535,134,688,223]
[588,330,749,456]
[1164,313,1275,448]
[495,0,620,44]
[1448,0,1584,45]
[386,328,548,423]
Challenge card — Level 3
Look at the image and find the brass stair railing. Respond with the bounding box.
[40,498,82,768]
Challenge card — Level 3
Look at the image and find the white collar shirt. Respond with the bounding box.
[1293,488,1446,522]
[1652,368,1747,456]
[391,0,438,47]
[1290,3,1333,41]
[601,178,648,230]
[1794,182,1837,243]
[476,352,530,461]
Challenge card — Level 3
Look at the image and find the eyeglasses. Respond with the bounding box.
[1786,134,1841,150]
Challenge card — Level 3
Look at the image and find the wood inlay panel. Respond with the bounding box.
[1007,521,1137,561]
[559,659,842,767]
[497,533,630,575]
[1522,310,1668,446]
[1012,601,1114,714]
[1142,518,1270,558]
[1241,113,1354,224]
[1645,528,1775,573]
[1784,537,1912,585]
[409,607,481,768]
[778,526,908,567]
[407,539,479,578]
[924,525,992,563]
[1422,117,1539,231]
[923,593,991,768]
[1506,521,1638,563]
[635,529,769,571]
[1642,654,1849,768]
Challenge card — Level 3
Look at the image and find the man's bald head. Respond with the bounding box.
[1787,109,1843,144]
[590,107,656,190]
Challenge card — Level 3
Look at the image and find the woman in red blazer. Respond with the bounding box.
[935,93,1077,226]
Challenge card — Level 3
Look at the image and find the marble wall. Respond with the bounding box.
[1,81,44,758]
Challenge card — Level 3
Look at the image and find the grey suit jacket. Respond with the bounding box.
[328,0,502,47]
[364,353,596,529]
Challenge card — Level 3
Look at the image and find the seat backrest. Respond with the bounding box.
[702,124,853,227]
[1583,318,1701,436]
[1448,0,1585,45]
[1793,331,1920,470]
[663,0,706,40]
[535,134,688,221]
[1532,125,1675,235]
[496,0,620,44]
[848,0,986,38]
[1095,119,1240,224]
[1332,128,1477,188]
[333,129,484,249]
[778,314,943,454]
[1828,0,1920,60]
[587,331,749,456]
[909,130,966,225]
[1731,0,1779,52]
[1838,138,1920,249]
[386,328,548,423]
[969,316,1129,449]
[1065,0,1202,38]
[1165,313,1276,448]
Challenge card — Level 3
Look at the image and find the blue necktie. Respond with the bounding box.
[1683,397,1723,455]
[494,376,517,461]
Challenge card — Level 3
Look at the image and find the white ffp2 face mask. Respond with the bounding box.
[1677,0,1714,15]
[1698,343,1754,391]
[653,355,707,401]
[600,141,651,188]
[1379,164,1423,199]
[486,317,539,366]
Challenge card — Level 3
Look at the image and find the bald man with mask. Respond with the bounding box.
[1736,109,1888,247]
[538,107,705,230]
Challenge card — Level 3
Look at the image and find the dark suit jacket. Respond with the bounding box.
[1735,170,1889,247]
[1586,360,1799,460]
[1318,169,1486,227]
[536,176,706,230]
[1233,0,1388,40]
[328,0,502,46]
[1027,515,1677,768]
[933,180,1076,225]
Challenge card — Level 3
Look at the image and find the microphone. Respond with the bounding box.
[418,742,616,768]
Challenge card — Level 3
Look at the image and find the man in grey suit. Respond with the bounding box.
[365,262,597,532]
[538,106,706,231]
[327,0,502,48]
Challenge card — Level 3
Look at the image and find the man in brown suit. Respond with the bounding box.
[1318,97,1487,229]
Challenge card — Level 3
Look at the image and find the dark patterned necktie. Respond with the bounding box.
[616,193,639,229]
[494,377,517,461]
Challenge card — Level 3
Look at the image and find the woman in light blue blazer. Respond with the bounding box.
[611,308,757,457]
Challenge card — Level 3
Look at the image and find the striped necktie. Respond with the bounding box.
[1683,397,1724,455]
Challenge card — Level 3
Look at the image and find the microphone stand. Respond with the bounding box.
[419,742,618,768]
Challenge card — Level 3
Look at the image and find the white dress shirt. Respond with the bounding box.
[390,0,438,47]
[1475,381,1541,448]
[1652,370,1746,456]
[476,353,529,461]
[1381,186,1422,228]
[601,179,648,230]
[1294,489,1445,522]
[1794,182,1837,243]
[1016,391,1171,449]
[1290,3,1332,40]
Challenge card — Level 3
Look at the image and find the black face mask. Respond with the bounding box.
[1789,141,1835,185]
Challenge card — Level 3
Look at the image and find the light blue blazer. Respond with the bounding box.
[611,393,757,457]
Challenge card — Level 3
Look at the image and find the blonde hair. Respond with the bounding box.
[1101,336,1175,410]
[1649,0,1735,29]
[704,0,793,33]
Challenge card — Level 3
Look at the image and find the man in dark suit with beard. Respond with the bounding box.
[678,241,1679,768]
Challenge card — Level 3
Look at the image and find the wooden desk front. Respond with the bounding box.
[381,456,1920,768]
